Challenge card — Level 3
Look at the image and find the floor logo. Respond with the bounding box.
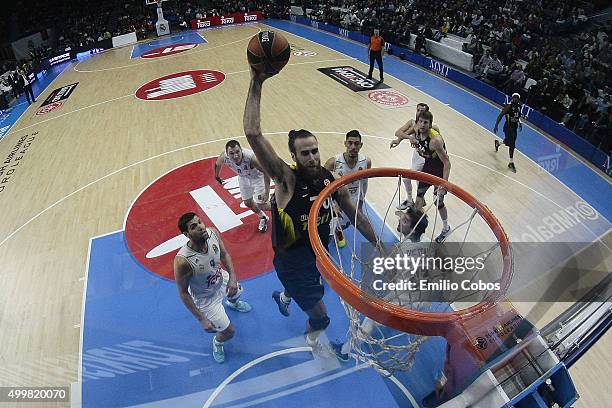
[135,70,225,101]
[41,82,78,107]
[36,101,63,116]
[124,157,274,280]
[367,90,409,107]
[141,43,198,59]
[318,66,390,92]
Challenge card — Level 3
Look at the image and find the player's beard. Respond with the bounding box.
[296,161,321,181]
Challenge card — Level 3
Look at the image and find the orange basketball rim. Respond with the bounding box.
[308,167,515,338]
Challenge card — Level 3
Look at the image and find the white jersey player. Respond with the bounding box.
[324,130,372,244]
[389,103,441,210]
[215,140,271,232]
[174,213,252,363]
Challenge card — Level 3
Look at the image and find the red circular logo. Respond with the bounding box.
[368,90,409,106]
[124,157,274,280]
[135,70,225,101]
[141,43,198,59]
[36,101,63,115]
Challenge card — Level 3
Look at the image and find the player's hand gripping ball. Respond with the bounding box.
[247,31,291,75]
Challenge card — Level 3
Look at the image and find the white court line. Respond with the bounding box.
[9,59,351,134]
[264,23,612,238]
[73,26,262,73]
[72,227,123,408]
[3,130,607,253]
[269,21,612,211]
[202,347,415,408]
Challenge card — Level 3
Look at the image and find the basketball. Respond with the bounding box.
[247,31,291,75]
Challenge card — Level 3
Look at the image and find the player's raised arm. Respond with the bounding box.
[214,153,225,184]
[391,120,418,148]
[243,72,290,185]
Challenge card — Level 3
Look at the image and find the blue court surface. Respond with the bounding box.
[79,20,610,408]
[0,62,70,142]
[265,20,611,223]
[82,215,446,407]
[131,31,207,59]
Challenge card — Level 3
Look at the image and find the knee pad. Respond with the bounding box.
[309,315,330,331]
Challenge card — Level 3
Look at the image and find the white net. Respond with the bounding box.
[320,171,507,375]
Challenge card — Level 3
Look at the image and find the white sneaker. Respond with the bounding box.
[306,336,335,358]
[258,214,269,233]
[396,199,413,211]
[212,339,225,363]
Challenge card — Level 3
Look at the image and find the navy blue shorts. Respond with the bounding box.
[273,247,325,312]
[503,125,518,149]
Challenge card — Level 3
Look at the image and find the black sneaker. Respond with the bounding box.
[494,140,500,152]
[435,225,451,243]
[272,291,290,316]
[508,162,516,173]
[330,341,350,362]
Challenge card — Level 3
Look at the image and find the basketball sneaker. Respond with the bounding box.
[435,225,451,243]
[212,338,225,363]
[396,199,414,211]
[305,335,335,358]
[258,214,269,233]
[494,140,501,152]
[225,299,252,313]
[508,162,517,173]
[330,341,350,363]
[272,290,291,316]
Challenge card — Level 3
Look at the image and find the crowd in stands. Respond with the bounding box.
[0,0,609,153]
[301,0,610,152]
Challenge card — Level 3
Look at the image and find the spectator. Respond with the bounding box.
[503,62,526,94]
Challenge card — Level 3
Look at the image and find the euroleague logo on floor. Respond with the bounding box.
[124,157,274,281]
[368,90,409,107]
[135,69,225,101]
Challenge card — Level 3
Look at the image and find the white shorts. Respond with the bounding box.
[411,149,425,171]
[192,270,243,332]
[238,175,266,204]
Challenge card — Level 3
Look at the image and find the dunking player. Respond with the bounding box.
[324,130,372,247]
[493,92,523,173]
[411,110,452,242]
[214,140,271,232]
[390,103,441,210]
[174,213,252,363]
[244,70,379,356]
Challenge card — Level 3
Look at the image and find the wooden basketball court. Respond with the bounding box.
[0,22,609,407]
